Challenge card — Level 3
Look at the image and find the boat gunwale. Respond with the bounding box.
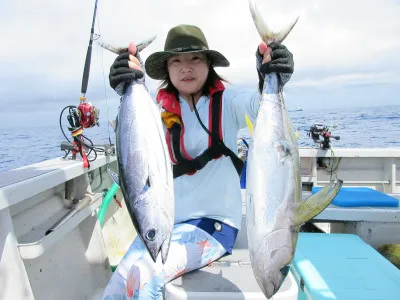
[0,154,116,211]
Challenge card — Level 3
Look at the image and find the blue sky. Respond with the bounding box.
[1,0,399,129]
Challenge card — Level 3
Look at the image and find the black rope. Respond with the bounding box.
[191,94,212,136]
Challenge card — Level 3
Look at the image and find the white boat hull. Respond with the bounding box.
[0,148,399,299]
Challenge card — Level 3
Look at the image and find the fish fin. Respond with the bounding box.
[275,141,292,163]
[97,35,157,55]
[294,180,343,226]
[161,233,171,264]
[109,120,117,131]
[245,114,255,136]
[96,42,128,55]
[295,131,299,140]
[248,0,299,44]
[136,35,157,52]
[273,17,299,44]
[107,168,120,187]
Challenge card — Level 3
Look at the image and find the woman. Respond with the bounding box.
[103,24,294,299]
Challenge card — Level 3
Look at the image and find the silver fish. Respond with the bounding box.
[246,0,343,298]
[101,37,174,264]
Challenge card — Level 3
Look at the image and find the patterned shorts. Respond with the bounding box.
[102,222,227,300]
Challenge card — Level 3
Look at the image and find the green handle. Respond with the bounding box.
[98,182,119,227]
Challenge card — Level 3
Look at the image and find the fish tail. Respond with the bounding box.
[248,0,299,44]
[98,35,157,55]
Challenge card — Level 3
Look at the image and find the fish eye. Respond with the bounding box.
[146,229,156,241]
[280,265,290,276]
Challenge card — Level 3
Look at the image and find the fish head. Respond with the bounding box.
[261,264,291,299]
[133,187,173,264]
[259,257,291,298]
[251,228,296,298]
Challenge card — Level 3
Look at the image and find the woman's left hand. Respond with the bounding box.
[256,42,294,90]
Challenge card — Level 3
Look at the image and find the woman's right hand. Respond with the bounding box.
[109,42,145,95]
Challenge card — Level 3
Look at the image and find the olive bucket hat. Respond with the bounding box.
[145,24,230,80]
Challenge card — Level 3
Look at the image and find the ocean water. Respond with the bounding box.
[1,104,399,173]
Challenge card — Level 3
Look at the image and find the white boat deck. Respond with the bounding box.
[164,216,298,299]
[0,148,399,299]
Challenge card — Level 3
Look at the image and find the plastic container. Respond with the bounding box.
[292,233,400,300]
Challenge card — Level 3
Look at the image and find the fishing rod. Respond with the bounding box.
[80,0,99,101]
[59,0,115,167]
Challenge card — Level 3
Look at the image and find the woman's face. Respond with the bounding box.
[167,52,209,99]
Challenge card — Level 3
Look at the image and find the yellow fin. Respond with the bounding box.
[245,114,255,136]
[294,180,343,226]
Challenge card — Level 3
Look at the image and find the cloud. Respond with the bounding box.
[288,0,400,70]
[1,0,400,127]
[293,72,400,88]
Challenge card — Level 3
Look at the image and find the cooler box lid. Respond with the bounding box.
[292,233,400,300]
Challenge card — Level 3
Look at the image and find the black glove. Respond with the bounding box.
[109,50,145,96]
[256,42,294,93]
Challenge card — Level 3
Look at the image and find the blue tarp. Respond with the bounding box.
[312,186,399,207]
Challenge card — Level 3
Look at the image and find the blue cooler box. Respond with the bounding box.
[292,233,400,300]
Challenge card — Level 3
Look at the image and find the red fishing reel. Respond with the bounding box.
[308,123,340,150]
[59,100,100,169]
[77,101,100,128]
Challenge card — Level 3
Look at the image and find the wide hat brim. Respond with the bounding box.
[145,49,230,80]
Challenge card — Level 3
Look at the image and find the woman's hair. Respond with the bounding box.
[158,56,228,100]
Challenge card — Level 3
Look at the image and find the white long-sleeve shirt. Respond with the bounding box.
[173,86,260,229]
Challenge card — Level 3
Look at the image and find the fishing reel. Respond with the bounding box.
[63,100,99,130]
[307,123,340,150]
[77,101,100,128]
[59,100,101,168]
